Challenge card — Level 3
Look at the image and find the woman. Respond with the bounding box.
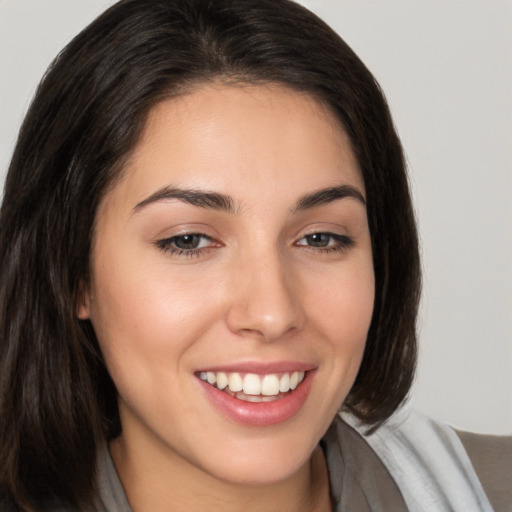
[0,1,509,511]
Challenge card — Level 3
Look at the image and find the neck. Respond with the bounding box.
[110,437,331,512]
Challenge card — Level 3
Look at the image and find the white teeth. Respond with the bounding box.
[279,373,291,392]
[290,371,299,390]
[237,393,278,402]
[199,370,307,397]
[261,374,280,396]
[216,372,228,390]
[228,373,243,392]
[243,373,261,395]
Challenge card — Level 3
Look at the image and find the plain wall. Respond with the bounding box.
[1,0,511,434]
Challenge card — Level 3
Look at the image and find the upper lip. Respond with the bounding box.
[195,361,316,374]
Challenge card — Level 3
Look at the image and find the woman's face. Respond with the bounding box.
[80,84,374,485]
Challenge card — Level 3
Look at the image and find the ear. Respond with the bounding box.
[77,281,92,320]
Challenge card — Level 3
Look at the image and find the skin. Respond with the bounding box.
[79,84,375,511]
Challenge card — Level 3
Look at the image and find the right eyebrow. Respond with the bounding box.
[133,186,238,214]
[292,185,366,212]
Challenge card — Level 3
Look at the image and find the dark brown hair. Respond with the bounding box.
[0,0,420,509]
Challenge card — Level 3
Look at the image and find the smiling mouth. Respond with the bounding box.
[197,371,306,402]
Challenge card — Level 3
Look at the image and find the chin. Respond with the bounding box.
[193,431,317,487]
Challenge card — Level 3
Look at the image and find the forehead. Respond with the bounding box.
[110,83,364,211]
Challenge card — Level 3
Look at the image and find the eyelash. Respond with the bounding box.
[156,233,215,259]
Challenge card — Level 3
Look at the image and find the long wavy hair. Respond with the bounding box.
[0,0,420,509]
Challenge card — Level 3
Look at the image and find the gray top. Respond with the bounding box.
[90,416,408,512]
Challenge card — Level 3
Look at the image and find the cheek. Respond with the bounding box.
[88,250,225,377]
[308,257,375,340]
[304,255,375,387]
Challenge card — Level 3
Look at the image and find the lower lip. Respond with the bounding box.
[197,371,315,427]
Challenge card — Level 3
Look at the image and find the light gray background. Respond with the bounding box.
[1,1,511,434]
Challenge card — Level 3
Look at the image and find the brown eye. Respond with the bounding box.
[172,234,203,250]
[156,233,215,257]
[296,233,354,252]
[304,233,331,247]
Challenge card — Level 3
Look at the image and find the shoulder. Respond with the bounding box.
[456,429,512,512]
[340,408,509,512]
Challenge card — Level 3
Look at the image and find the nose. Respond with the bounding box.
[225,251,305,342]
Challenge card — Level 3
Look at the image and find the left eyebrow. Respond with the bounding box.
[292,185,366,212]
[133,186,238,213]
